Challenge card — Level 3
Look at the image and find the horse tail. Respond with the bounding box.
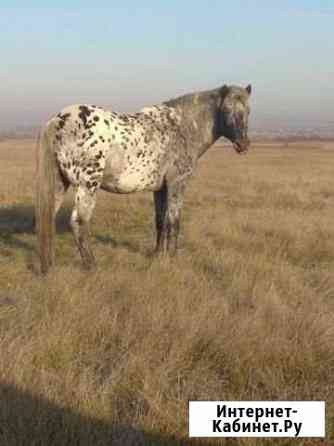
[35,124,56,274]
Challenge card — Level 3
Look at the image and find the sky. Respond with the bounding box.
[1,1,334,130]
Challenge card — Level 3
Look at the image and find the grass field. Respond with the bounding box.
[0,138,333,445]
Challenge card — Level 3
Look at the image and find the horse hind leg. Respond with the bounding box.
[70,186,97,270]
[55,167,70,217]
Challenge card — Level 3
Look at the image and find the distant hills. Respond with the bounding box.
[250,118,334,141]
[0,126,39,140]
[250,124,334,141]
[1,122,333,142]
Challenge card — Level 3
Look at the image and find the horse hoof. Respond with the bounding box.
[82,261,97,271]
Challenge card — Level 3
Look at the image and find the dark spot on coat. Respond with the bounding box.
[78,105,92,128]
[57,112,71,130]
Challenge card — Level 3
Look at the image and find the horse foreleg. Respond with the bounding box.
[166,181,185,256]
[154,181,168,254]
[71,186,97,270]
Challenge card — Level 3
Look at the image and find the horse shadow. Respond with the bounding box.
[0,205,72,261]
[0,204,146,260]
[0,204,71,235]
[0,381,229,446]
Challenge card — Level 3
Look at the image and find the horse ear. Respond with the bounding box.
[246,84,252,96]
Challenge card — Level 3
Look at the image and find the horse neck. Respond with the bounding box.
[194,104,220,158]
[169,94,220,159]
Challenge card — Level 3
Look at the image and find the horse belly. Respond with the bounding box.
[101,158,165,193]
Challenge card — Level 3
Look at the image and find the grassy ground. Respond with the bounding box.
[0,138,333,445]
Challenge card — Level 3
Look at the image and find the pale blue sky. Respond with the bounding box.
[1,1,333,130]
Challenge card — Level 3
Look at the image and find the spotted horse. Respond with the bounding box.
[35,84,252,273]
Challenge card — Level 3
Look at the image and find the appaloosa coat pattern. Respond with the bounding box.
[35,84,252,273]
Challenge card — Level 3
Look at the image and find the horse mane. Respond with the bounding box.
[165,85,248,110]
[164,88,220,109]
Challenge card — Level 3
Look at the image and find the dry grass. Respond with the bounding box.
[0,138,334,445]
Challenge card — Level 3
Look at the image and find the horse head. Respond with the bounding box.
[219,84,252,154]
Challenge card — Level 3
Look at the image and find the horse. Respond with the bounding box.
[35,84,252,273]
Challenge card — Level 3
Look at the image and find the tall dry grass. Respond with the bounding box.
[0,138,334,445]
